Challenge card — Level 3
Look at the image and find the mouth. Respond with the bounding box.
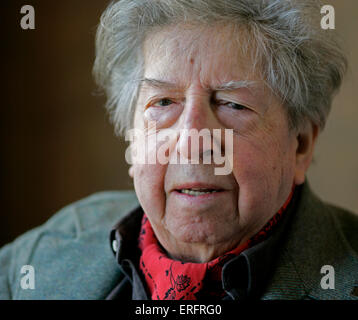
[177,188,222,196]
[172,182,225,197]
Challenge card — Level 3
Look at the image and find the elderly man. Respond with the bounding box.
[1,0,357,300]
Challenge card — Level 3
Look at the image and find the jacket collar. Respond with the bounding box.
[109,206,148,299]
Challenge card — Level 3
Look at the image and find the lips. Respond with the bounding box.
[179,188,221,196]
[172,183,224,196]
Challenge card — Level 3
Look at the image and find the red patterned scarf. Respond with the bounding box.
[138,187,294,300]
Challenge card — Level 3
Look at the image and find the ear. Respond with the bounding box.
[294,122,319,185]
[128,165,134,178]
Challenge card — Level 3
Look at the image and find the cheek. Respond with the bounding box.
[133,164,167,221]
[144,105,183,129]
[231,131,296,216]
[232,133,281,178]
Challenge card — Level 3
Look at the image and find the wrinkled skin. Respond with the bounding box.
[129,24,318,263]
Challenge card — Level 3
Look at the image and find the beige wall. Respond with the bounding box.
[307,0,358,214]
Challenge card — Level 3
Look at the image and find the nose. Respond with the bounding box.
[175,95,219,163]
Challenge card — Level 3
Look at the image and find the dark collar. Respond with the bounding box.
[108,185,302,300]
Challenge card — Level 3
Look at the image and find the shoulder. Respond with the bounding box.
[299,183,358,258]
[0,190,139,300]
[293,182,358,256]
[269,182,358,300]
[41,190,139,233]
[325,202,358,255]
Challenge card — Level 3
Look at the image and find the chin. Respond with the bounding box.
[165,216,239,245]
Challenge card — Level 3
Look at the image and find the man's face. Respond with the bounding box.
[130,24,299,263]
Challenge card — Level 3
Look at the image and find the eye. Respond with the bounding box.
[213,99,248,111]
[153,98,174,107]
[224,102,247,110]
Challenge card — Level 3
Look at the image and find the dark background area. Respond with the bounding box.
[0,1,131,247]
[0,1,357,248]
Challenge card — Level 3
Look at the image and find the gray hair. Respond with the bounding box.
[93,0,347,136]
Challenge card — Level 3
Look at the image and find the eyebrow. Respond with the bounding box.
[137,78,259,91]
[212,80,258,91]
[137,78,178,89]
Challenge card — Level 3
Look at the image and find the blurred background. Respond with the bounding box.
[0,0,357,247]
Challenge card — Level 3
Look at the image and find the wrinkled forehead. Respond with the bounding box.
[142,23,260,88]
